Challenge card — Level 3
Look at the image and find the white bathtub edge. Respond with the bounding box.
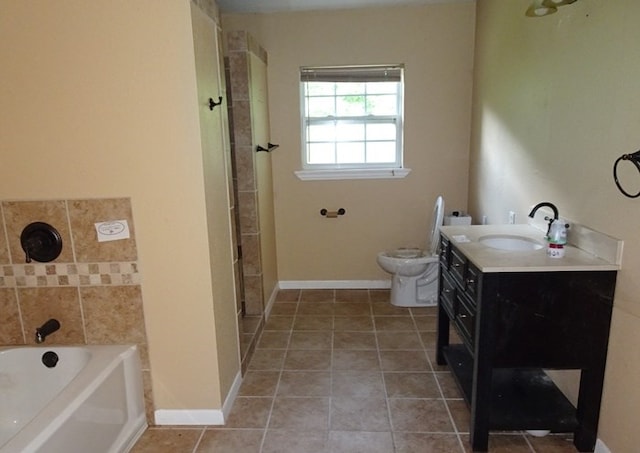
[153,370,242,426]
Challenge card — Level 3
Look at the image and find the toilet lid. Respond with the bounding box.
[427,196,445,256]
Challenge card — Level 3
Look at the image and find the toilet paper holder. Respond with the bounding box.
[320,208,346,218]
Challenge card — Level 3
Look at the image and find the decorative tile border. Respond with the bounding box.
[0,262,141,287]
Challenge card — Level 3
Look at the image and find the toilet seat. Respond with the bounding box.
[389,248,425,259]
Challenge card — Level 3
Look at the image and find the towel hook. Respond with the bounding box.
[208,96,223,110]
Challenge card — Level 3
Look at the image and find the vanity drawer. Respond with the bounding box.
[439,236,450,268]
[450,247,466,285]
[439,272,457,319]
[464,262,480,301]
[455,292,476,352]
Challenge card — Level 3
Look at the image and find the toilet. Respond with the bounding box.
[376,196,444,307]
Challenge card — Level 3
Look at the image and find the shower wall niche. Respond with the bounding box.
[225,30,278,373]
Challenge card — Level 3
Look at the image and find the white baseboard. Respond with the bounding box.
[595,438,611,453]
[154,370,243,426]
[264,284,280,319]
[278,280,391,290]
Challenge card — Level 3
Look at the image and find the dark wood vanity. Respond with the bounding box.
[436,232,618,452]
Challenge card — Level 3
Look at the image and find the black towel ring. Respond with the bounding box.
[613,150,640,198]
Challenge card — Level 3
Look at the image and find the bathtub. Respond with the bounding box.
[0,345,147,453]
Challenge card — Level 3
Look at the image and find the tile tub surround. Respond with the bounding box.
[131,289,580,452]
[0,198,153,422]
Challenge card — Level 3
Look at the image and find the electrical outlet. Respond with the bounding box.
[508,211,516,224]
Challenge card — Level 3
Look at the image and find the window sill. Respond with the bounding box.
[294,168,411,181]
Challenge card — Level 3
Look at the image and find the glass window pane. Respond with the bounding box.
[366,123,396,141]
[337,142,365,164]
[366,81,398,94]
[308,143,335,164]
[366,142,397,163]
[307,97,335,117]
[366,94,397,115]
[336,82,365,95]
[307,82,335,96]
[308,123,336,142]
[336,123,365,141]
[336,95,366,116]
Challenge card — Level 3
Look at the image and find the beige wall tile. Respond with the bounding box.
[0,208,9,265]
[81,285,146,344]
[0,288,23,344]
[3,200,73,264]
[237,191,258,234]
[18,287,84,344]
[68,198,137,262]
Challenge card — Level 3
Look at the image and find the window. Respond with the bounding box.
[296,64,409,180]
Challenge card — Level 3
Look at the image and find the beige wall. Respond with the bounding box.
[470,0,640,450]
[1,0,238,415]
[223,3,476,281]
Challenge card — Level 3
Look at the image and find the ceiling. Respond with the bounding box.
[217,0,472,14]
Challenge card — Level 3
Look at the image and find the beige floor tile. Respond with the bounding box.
[283,349,332,370]
[333,302,372,316]
[333,331,377,349]
[332,349,380,370]
[447,399,471,433]
[275,289,300,302]
[196,429,263,453]
[374,316,417,331]
[300,289,335,302]
[388,398,454,432]
[332,370,385,397]
[460,433,532,453]
[330,396,390,431]
[269,302,298,316]
[384,372,441,398]
[130,427,202,453]
[297,302,335,316]
[414,315,438,331]
[239,371,280,397]
[420,330,438,346]
[289,330,332,349]
[223,396,272,428]
[335,289,370,302]
[394,432,464,453]
[264,315,294,331]
[333,315,374,331]
[247,349,286,370]
[436,371,464,398]
[379,349,430,371]
[369,289,391,302]
[262,430,329,453]
[277,370,331,396]
[269,396,330,431]
[376,331,423,350]
[328,430,394,453]
[371,301,411,315]
[293,315,333,331]
[256,331,290,349]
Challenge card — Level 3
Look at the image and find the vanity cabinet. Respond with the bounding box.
[437,234,617,452]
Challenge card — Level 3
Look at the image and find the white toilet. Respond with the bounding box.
[376,196,445,307]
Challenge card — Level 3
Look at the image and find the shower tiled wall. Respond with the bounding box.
[0,198,154,422]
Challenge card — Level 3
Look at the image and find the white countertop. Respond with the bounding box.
[439,224,621,273]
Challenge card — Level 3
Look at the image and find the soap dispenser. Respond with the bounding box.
[546,218,569,258]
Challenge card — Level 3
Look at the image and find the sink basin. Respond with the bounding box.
[479,234,544,251]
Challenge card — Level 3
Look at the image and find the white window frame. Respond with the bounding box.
[295,64,410,181]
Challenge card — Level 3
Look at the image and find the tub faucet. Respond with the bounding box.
[35,318,60,344]
[528,202,559,237]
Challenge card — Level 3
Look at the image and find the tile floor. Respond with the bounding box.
[131,289,580,452]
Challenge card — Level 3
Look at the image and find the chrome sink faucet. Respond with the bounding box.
[528,202,559,237]
[35,318,60,344]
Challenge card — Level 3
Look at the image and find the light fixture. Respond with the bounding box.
[526,0,578,17]
[526,0,557,17]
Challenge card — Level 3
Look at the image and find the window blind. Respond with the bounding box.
[300,64,403,83]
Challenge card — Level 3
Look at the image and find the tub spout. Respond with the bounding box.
[35,318,60,344]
